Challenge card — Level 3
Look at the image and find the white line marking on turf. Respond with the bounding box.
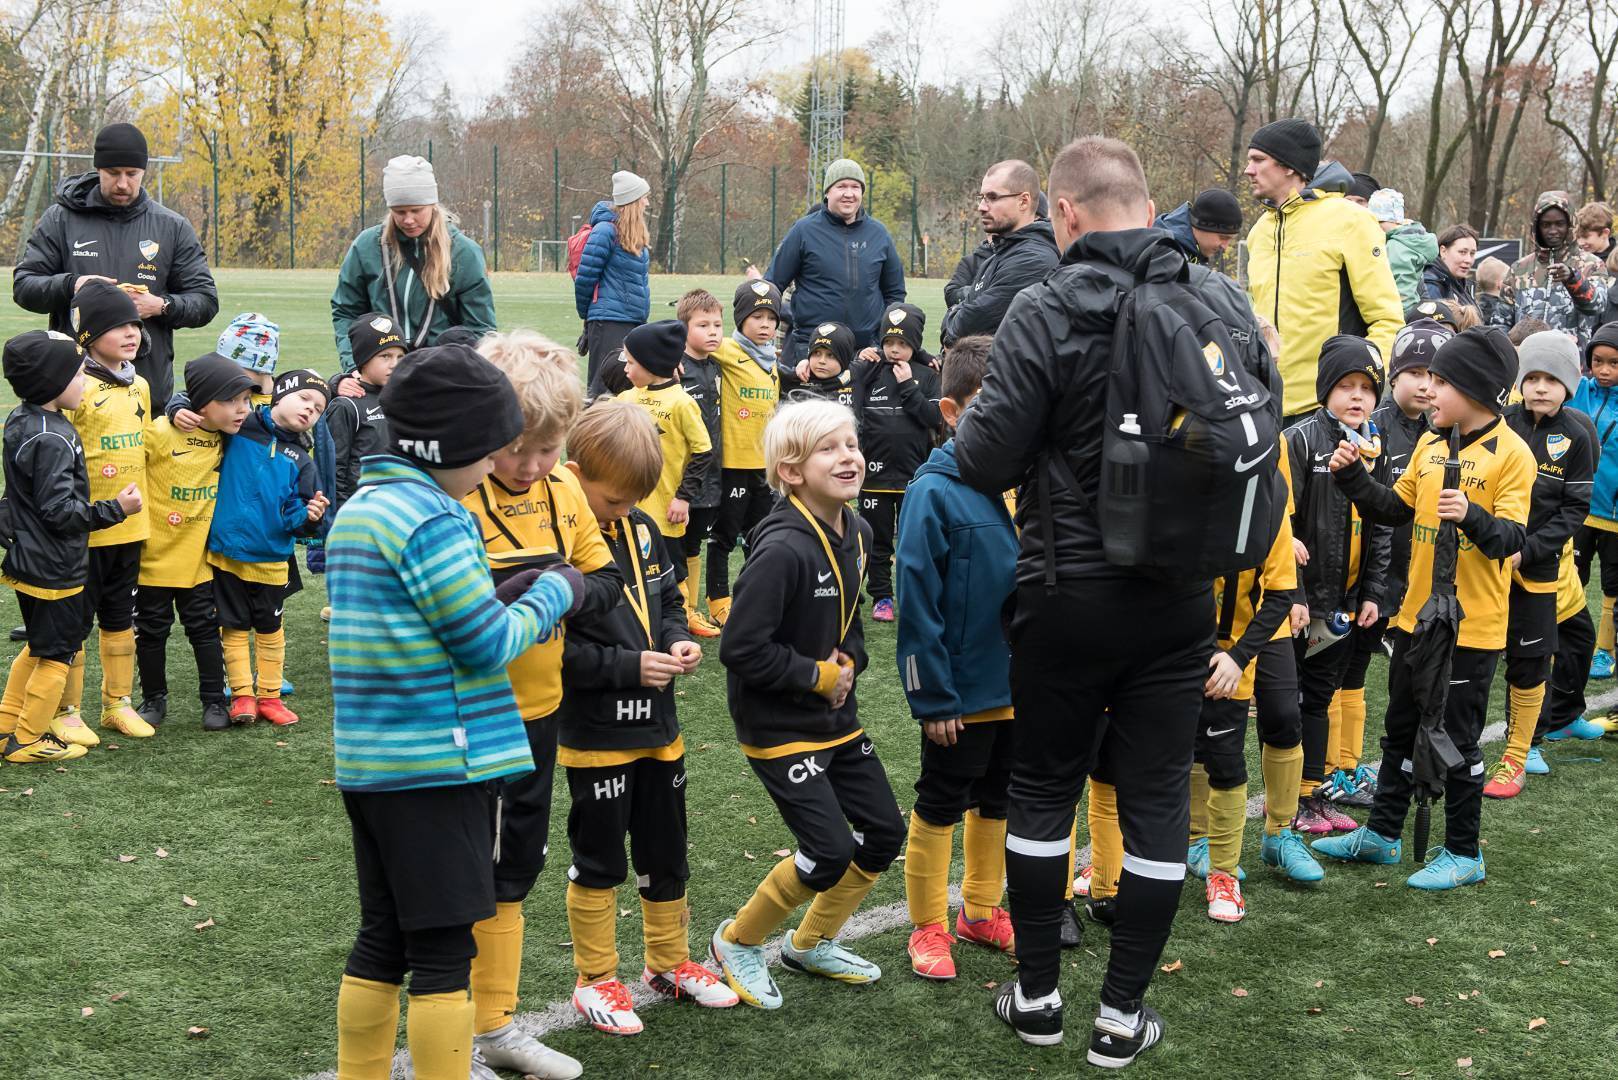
[302,692,1618,1078]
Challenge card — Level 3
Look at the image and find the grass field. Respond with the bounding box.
[1,270,1615,1080]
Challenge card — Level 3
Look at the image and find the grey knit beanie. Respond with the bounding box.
[1516,330,1582,399]
[823,159,866,194]
[383,155,438,207]
[612,171,650,207]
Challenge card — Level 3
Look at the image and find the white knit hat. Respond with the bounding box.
[383,155,438,208]
[1368,188,1406,224]
[1517,330,1582,399]
[613,170,650,207]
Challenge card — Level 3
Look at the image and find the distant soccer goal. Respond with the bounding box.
[530,239,570,274]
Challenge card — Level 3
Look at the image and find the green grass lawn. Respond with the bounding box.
[0,271,1615,1079]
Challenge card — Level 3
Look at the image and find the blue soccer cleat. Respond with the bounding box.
[709,919,782,1010]
[1261,828,1326,881]
[1406,847,1486,891]
[1524,746,1550,775]
[1185,836,1244,882]
[1591,649,1614,679]
[780,933,881,984]
[1545,716,1604,741]
[280,677,295,698]
[1311,825,1402,864]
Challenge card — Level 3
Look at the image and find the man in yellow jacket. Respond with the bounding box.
[1243,118,1405,425]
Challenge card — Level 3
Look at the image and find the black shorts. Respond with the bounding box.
[212,568,285,633]
[490,714,561,903]
[344,782,496,932]
[17,590,85,663]
[82,541,141,634]
[564,753,689,901]
[1507,583,1557,659]
[682,505,719,560]
[913,719,1013,826]
[1195,696,1250,788]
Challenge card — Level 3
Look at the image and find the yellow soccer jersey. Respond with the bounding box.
[618,381,712,538]
[69,368,151,546]
[1555,539,1584,623]
[140,420,224,588]
[1393,422,1535,650]
[463,468,614,721]
[714,337,778,469]
[1215,466,1298,700]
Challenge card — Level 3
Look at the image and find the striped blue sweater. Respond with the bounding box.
[328,456,576,791]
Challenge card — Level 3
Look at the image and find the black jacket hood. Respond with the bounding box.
[56,171,150,223]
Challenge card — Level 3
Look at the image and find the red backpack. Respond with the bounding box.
[567,223,593,279]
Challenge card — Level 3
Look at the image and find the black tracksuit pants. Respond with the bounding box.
[706,469,772,600]
[134,583,226,706]
[858,491,902,602]
[1537,608,1595,742]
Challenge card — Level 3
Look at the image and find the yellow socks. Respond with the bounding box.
[729,854,815,946]
[1207,783,1248,874]
[15,658,69,744]
[1602,595,1616,654]
[1337,687,1366,770]
[469,902,523,1035]
[59,650,85,711]
[0,647,37,735]
[98,627,135,704]
[793,863,880,950]
[1087,780,1122,901]
[1261,742,1304,835]
[1504,684,1546,767]
[566,882,619,985]
[1188,763,1210,841]
[1063,813,1078,900]
[1324,691,1343,776]
[336,974,401,1079]
[707,595,731,625]
[904,813,955,928]
[404,990,474,1080]
[685,557,702,613]
[256,629,286,699]
[641,896,690,974]
[221,628,253,696]
[961,809,1007,920]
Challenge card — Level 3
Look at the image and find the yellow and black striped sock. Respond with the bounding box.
[904,813,955,928]
[960,810,1007,921]
[566,883,619,985]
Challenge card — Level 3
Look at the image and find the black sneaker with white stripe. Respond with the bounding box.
[1088,1005,1164,1068]
[993,977,1062,1045]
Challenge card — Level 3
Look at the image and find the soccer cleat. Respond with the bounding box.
[229,696,258,724]
[1590,713,1618,736]
[201,702,231,732]
[3,731,88,763]
[256,698,299,727]
[280,677,295,698]
[1073,865,1091,897]
[1320,767,1375,808]
[1085,897,1117,927]
[643,960,739,1007]
[1206,870,1244,923]
[1544,716,1604,741]
[706,596,731,627]
[1186,837,1244,882]
[907,923,957,980]
[1482,757,1526,799]
[136,694,167,728]
[1592,649,1615,679]
[100,697,155,738]
[1260,828,1325,882]
[1312,825,1402,864]
[1088,1005,1165,1069]
[1524,746,1550,775]
[993,977,1063,1046]
[572,977,643,1035]
[871,598,896,622]
[473,1021,583,1079]
[50,706,99,747]
[709,918,781,1010]
[469,1044,500,1080]
[1321,801,1359,833]
[688,610,722,638]
[1059,899,1083,948]
[780,933,881,984]
[1290,795,1335,834]
[956,906,1015,953]
[1406,847,1486,891]
[1345,764,1380,807]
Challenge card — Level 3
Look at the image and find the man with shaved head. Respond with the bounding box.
[955,137,1226,1068]
[940,159,1058,345]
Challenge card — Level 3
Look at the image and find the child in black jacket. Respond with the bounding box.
[781,322,856,406]
[326,314,403,517]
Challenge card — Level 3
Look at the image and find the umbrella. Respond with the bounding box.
[1401,426,1470,863]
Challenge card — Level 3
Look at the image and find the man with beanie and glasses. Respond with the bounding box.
[1243,118,1405,426]
[14,121,218,411]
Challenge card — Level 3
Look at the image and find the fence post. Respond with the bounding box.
[553,147,562,272]
[719,163,728,275]
[211,138,220,267]
[358,137,365,232]
[910,174,918,273]
[770,165,778,255]
[288,133,296,270]
[427,139,433,164]
[492,143,500,272]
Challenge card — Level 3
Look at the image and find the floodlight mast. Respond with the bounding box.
[806,0,846,205]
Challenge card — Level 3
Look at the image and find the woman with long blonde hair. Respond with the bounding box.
[575,170,653,392]
[331,155,497,372]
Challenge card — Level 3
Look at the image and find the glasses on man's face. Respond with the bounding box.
[977,191,1025,208]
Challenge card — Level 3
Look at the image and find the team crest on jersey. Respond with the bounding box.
[637,522,653,559]
[1202,340,1226,377]
[139,240,160,260]
[1546,433,1570,461]
[370,316,393,333]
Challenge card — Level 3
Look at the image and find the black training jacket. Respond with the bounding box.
[680,353,724,509]
[780,366,855,408]
[325,380,390,514]
[854,356,942,492]
[940,220,1060,345]
[944,241,992,310]
[1369,401,1429,616]
[559,507,690,751]
[1504,403,1597,586]
[721,499,871,750]
[1284,407,1393,614]
[1,403,126,589]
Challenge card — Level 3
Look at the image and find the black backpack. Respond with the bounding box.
[1044,268,1283,584]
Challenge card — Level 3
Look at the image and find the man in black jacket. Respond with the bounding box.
[13,123,218,411]
[940,161,1059,346]
[955,137,1217,1069]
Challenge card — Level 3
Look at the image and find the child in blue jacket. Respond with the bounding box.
[1571,322,1618,682]
[893,336,1019,981]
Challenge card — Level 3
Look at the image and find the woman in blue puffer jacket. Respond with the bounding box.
[575,171,653,391]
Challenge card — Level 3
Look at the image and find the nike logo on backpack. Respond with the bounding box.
[1234,446,1276,472]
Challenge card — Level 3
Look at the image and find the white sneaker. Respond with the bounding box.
[572,977,643,1035]
[1073,865,1092,897]
[473,1021,583,1078]
[1206,869,1245,923]
[643,960,740,1007]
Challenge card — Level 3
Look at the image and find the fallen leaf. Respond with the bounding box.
[1470,989,1481,998]
[1231,987,1248,998]
[318,779,336,786]
[1314,980,1325,989]
[55,768,66,774]
[1458,993,1469,1000]
[21,788,33,796]
[554,940,572,947]
[983,980,998,989]
[1159,959,1183,974]
[746,816,757,825]
[81,1006,94,1017]
[1427,937,1438,947]
[743,851,756,861]
[1406,995,1426,1008]
[697,742,712,750]
[1457,1058,1473,1068]
[193,917,215,931]
[1558,959,1571,966]
[1373,881,1387,888]
[1475,1028,1488,1034]
[772,849,791,858]
[181,895,197,908]
[1528,1017,1547,1031]
[617,908,630,918]
[186,1026,209,1039]
[117,854,137,863]
[1529,899,1539,906]
[275,741,287,747]
[107,992,127,1003]
[1306,1006,1322,1015]
[894,854,905,861]
[1398,1071,1415,1078]
[155,847,169,858]
[1529,828,1541,835]
[1488,949,1506,958]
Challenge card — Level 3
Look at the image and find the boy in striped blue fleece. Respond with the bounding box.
[326,343,584,1080]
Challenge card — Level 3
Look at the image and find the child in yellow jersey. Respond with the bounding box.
[705,279,783,625]
[1321,326,1535,890]
[616,320,713,544]
[675,290,725,637]
[554,398,738,1037]
[58,281,153,743]
[133,355,255,732]
[711,400,903,1010]
[457,332,616,1078]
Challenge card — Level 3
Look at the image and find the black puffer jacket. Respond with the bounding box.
[1,404,126,589]
[945,241,992,309]
[1284,408,1392,614]
[1369,400,1429,617]
[940,220,1060,345]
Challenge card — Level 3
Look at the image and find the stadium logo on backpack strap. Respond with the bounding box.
[1202,340,1226,377]
[1547,433,1569,461]
[139,240,160,260]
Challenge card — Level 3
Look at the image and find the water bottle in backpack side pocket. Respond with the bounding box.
[1101,412,1151,566]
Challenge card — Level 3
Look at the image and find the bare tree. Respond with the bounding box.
[0,0,81,230]
[1337,0,1424,174]
[986,0,1117,176]
[1540,0,1618,201]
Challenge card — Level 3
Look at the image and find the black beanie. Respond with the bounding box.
[3,330,83,406]
[1189,189,1243,235]
[880,303,926,353]
[1405,298,1458,329]
[434,326,483,349]
[93,123,148,171]
[1429,326,1517,415]
[348,313,406,375]
[71,279,140,349]
[1315,334,1385,407]
[184,352,257,407]
[1349,172,1381,202]
[1249,118,1322,184]
[733,279,782,329]
[381,344,523,468]
[273,368,332,406]
[1390,319,1453,379]
[623,320,686,378]
[808,322,857,372]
